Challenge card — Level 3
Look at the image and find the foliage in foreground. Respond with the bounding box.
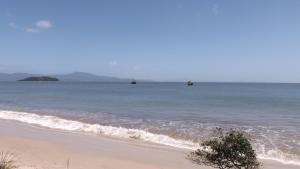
[0,152,17,169]
[189,128,260,169]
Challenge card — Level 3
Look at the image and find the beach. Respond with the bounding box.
[0,119,202,169]
[0,119,298,169]
[2,0,300,168]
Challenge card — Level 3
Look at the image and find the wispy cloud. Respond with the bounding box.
[8,22,17,29]
[109,60,117,66]
[26,20,53,33]
[5,10,17,29]
[212,4,220,16]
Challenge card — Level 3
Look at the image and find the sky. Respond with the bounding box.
[1,0,300,82]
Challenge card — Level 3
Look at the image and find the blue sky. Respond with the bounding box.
[1,0,300,82]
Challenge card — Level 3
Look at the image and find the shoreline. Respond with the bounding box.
[0,119,201,169]
[0,119,299,169]
[0,109,199,150]
[1,109,300,166]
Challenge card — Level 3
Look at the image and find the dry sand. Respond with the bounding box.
[0,119,298,169]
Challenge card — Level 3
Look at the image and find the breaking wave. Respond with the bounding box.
[0,110,199,150]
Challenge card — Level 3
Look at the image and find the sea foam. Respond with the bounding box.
[0,110,299,166]
[0,110,199,150]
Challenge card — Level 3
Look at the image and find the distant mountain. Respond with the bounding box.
[0,72,138,82]
[53,72,131,82]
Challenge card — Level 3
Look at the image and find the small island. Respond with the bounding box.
[19,76,59,81]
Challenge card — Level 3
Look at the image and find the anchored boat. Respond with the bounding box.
[131,80,137,84]
[187,80,193,86]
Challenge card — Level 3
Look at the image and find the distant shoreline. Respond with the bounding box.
[19,76,59,81]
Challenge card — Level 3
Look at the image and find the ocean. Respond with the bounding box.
[0,82,299,165]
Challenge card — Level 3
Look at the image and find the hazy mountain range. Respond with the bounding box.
[0,72,144,82]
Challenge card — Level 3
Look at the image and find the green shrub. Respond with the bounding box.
[189,128,260,169]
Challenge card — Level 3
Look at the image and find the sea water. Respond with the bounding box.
[0,82,299,165]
